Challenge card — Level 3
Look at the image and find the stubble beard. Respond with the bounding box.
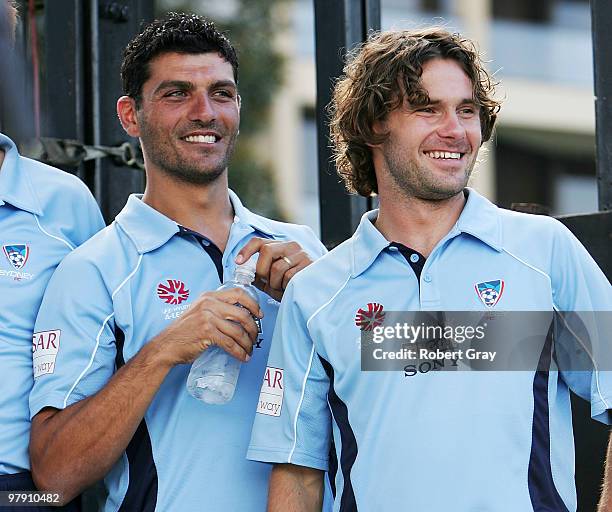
[139,120,238,186]
[383,142,478,202]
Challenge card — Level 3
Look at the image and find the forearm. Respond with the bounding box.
[599,432,612,512]
[268,464,323,512]
[30,336,173,501]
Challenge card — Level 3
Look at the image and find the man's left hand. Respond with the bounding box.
[235,238,314,301]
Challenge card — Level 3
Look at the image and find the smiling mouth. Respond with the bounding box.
[424,150,464,160]
[182,134,219,144]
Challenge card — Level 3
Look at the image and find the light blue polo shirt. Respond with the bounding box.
[248,189,612,512]
[0,133,104,474]
[29,191,326,511]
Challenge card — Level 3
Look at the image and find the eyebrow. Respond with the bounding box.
[153,80,193,96]
[422,98,479,107]
[211,79,238,91]
[153,79,237,96]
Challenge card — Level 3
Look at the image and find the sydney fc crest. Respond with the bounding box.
[475,280,504,308]
[3,244,30,270]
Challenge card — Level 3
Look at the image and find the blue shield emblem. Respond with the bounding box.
[3,244,30,270]
[475,279,504,308]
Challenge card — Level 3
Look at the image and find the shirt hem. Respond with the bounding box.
[29,392,69,419]
[591,397,612,425]
[247,446,328,471]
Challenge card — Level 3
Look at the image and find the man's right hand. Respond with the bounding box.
[154,288,263,366]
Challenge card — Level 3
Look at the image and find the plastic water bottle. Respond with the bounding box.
[186,256,260,404]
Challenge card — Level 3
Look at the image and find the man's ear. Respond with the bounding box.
[367,119,387,148]
[117,96,140,138]
[237,94,242,111]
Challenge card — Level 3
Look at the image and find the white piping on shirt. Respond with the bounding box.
[287,274,352,462]
[288,345,315,463]
[502,248,551,284]
[62,254,143,408]
[35,215,75,251]
[553,306,610,411]
[306,275,352,330]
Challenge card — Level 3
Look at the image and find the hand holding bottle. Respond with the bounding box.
[151,285,261,373]
[186,256,261,404]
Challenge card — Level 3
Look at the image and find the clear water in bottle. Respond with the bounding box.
[187,346,241,403]
[186,255,260,404]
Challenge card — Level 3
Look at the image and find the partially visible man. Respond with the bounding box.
[0,0,15,42]
[0,0,27,137]
[28,13,326,511]
[0,1,105,507]
[247,28,612,511]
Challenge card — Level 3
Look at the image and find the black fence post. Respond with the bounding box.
[89,0,153,222]
[591,0,612,212]
[314,0,380,248]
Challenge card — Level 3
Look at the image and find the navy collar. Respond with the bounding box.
[350,188,503,277]
[0,133,43,215]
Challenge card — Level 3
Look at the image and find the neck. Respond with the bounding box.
[375,187,466,257]
[142,170,234,251]
[0,149,5,171]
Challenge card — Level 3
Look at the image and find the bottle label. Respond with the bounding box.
[233,301,262,335]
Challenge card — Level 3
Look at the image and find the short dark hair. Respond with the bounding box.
[329,27,501,197]
[121,12,238,107]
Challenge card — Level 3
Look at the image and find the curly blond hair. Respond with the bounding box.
[329,27,501,197]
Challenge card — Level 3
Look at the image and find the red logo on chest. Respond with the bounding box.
[157,279,190,305]
[355,302,385,331]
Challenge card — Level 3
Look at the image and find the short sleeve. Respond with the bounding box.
[29,254,116,418]
[248,281,332,470]
[550,221,612,423]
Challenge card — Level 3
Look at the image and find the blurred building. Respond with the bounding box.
[267,0,596,234]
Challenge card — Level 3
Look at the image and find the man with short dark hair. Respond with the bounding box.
[247,27,612,511]
[28,12,326,511]
[0,1,104,507]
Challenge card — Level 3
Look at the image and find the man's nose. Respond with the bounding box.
[437,111,465,139]
[189,93,216,123]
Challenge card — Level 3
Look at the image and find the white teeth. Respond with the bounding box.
[425,151,461,160]
[184,135,216,143]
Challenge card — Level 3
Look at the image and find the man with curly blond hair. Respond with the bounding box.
[329,27,499,199]
[248,27,612,511]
